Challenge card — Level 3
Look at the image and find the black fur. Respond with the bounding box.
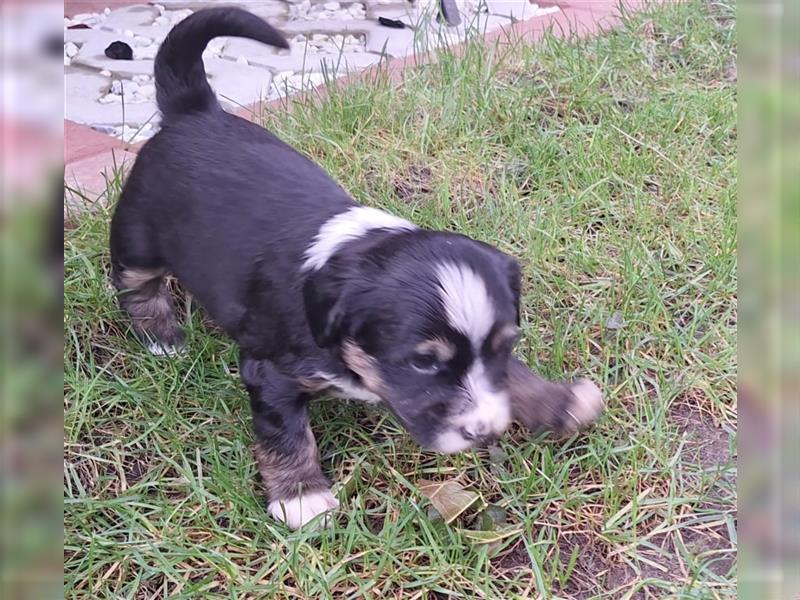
[154,7,288,119]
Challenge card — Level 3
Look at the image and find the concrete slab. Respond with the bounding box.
[64,0,651,211]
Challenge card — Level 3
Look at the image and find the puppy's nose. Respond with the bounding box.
[460,422,497,445]
[459,427,476,441]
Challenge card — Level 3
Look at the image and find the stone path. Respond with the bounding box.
[65,1,560,144]
[64,0,647,207]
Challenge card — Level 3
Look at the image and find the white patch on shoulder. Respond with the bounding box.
[268,489,340,529]
[316,372,383,404]
[303,207,416,271]
[435,262,495,347]
[566,379,604,428]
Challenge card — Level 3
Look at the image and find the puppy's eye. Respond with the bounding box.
[410,354,441,374]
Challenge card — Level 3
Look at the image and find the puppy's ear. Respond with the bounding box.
[303,265,349,348]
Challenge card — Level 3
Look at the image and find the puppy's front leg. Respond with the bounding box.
[240,354,338,529]
[508,357,604,435]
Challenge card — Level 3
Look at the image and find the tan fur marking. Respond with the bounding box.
[113,265,184,349]
[414,338,456,362]
[253,425,328,501]
[117,266,165,290]
[341,340,385,394]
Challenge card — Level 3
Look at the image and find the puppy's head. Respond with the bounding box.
[304,229,521,453]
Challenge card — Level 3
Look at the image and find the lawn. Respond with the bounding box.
[64,1,737,598]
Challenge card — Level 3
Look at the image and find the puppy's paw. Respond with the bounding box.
[563,378,604,431]
[268,489,339,530]
[146,341,184,357]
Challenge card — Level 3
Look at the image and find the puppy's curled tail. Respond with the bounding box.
[154,7,288,119]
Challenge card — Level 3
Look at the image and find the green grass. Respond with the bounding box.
[64,2,737,598]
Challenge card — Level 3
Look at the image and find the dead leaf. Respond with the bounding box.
[418,479,481,524]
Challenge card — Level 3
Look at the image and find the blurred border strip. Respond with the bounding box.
[738,1,800,598]
[1,1,65,599]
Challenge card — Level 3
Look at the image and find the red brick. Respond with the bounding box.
[64,148,137,213]
[65,120,126,164]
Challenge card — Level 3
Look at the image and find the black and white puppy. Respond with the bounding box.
[110,8,603,529]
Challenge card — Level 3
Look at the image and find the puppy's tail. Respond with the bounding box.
[154,7,288,119]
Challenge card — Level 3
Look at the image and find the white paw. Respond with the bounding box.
[147,341,182,357]
[566,378,604,428]
[268,489,339,530]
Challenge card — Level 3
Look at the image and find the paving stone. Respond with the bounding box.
[204,58,275,107]
[154,0,254,8]
[219,37,282,65]
[261,50,384,73]
[246,3,290,19]
[484,1,559,21]
[97,5,160,31]
[65,71,160,126]
[280,18,374,35]
[364,22,417,56]
[364,3,413,20]
[68,29,153,73]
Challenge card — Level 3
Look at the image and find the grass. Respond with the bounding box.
[64,1,737,598]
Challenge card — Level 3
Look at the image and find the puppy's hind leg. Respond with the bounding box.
[112,265,186,356]
[110,212,185,355]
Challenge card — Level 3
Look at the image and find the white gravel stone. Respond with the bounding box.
[289,0,365,21]
[70,12,105,27]
[270,70,327,99]
[293,32,367,54]
[348,4,366,16]
[99,76,155,104]
[113,123,155,144]
[97,93,121,104]
[64,42,79,58]
[133,45,158,60]
[138,83,156,99]
[100,69,111,77]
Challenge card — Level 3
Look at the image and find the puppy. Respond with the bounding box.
[110,8,603,529]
